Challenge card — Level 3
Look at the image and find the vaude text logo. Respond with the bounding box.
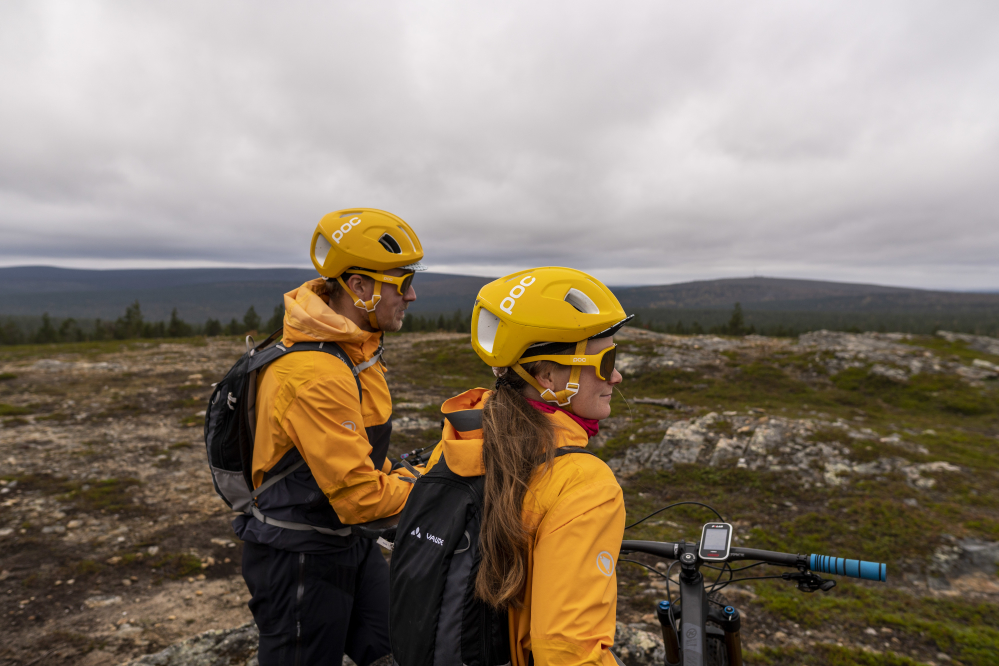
[411,526,444,546]
[332,217,362,244]
[499,275,536,315]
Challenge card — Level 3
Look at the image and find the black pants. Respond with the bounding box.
[242,539,391,666]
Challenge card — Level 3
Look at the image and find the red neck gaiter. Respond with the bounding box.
[525,398,600,438]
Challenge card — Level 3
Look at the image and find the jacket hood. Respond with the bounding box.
[433,388,491,476]
[282,279,382,352]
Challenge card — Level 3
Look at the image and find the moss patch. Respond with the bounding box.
[750,581,999,666]
[61,478,145,515]
[149,552,203,579]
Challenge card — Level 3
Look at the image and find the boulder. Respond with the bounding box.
[124,623,259,666]
[869,364,909,383]
[937,331,999,357]
[709,437,745,467]
[663,415,715,464]
[613,622,665,666]
[124,620,672,666]
[607,414,719,476]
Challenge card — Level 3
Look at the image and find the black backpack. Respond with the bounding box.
[204,328,373,518]
[389,411,595,666]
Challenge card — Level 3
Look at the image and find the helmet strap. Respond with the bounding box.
[336,275,383,330]
[511,340,587,411]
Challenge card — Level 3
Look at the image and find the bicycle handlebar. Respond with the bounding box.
[621,540,887,582]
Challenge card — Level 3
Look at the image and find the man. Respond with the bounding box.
[234,208,425,666]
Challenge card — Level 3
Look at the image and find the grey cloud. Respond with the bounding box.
[0,0,997,289]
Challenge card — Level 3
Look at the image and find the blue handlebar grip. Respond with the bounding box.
[810,554,886,581]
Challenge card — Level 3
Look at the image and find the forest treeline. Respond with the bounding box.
[2,301,996,346]
[0,302,474,345]
[629,303,999,338]
[0,301,285,345]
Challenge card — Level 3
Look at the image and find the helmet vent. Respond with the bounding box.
[314,234,333,266]
[340,211,362,218]
[564,288,599,314]
[396,226,415,252]
[378,233,402,254]
[476,309,501,354]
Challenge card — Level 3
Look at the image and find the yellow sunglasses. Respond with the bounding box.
[347,269,415,296]
[519,343,618,381]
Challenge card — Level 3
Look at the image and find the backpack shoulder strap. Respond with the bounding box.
[249,335,362,403]
[532,445,597,468]
[554,446,597,458]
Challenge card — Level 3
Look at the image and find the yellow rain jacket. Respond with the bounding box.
[232,278,416,553]
[425,388,625,666]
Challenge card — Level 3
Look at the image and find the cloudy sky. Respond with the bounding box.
[1,1,997,289]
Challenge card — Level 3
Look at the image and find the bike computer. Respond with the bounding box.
[699,522,733,561]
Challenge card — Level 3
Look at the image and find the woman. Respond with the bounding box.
[394,267,630,666]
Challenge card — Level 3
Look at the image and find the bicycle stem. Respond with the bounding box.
[654,542,745,666]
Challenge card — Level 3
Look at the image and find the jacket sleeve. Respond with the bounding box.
[528,478,625,666]
[280,372,414,524]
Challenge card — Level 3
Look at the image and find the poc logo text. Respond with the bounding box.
[500,275,536,315]
[332,217,361,244]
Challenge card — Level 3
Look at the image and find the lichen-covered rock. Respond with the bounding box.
[613,622,665,666]
[937,331,999,357]
[869,363,909,383]
[929,537,999,590]
[709,437,745,467]
[608,414,719,476]
[663,414,716,464]
[607,440,671,477]
[129,620,673,666]
[608,411,962,491]
[124,622,259,666]
[124,623,366,666]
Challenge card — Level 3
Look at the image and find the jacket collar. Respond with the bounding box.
[281,278,383,361]
[434,388,590,477]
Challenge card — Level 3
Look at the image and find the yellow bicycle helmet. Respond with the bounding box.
[310,208,425,328]
[471,267,632,408]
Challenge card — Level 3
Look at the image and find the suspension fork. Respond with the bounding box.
[714,605,743,666]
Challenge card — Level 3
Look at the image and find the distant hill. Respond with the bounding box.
[0,266,491,323]
[615,277,999,313]
[1,268,996,335]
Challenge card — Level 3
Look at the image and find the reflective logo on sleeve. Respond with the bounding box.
[596,551,615,577]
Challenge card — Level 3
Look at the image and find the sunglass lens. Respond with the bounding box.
[599,346,616,381]
[399,273,414,295]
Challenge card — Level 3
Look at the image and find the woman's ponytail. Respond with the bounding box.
[475,363,558,609]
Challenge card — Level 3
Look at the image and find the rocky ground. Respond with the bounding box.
[2,328,998,665]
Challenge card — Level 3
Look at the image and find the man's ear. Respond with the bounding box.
[345,274,372,300]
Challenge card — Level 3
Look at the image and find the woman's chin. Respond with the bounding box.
[578,406,612,421]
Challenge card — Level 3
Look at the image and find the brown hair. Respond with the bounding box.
[475,360,561,609]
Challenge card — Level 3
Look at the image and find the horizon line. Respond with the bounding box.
[1,263,998,294]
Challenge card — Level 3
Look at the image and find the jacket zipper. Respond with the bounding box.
[295,552,305,666]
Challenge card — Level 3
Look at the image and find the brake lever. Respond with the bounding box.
[392,446,432,471]
[782,569,836,593]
